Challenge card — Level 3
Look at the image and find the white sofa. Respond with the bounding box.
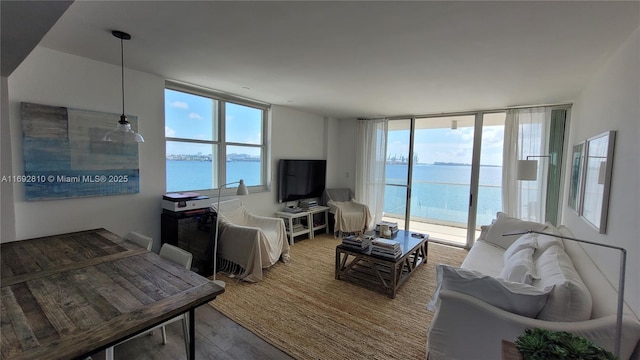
[427,213,640,360]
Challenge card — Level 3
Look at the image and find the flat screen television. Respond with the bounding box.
[277,159,326,203]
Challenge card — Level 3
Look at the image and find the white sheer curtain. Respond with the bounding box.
[502,107,552,222]
[355,118,388,229]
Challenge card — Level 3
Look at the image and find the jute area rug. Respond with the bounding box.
[209,234,467,360]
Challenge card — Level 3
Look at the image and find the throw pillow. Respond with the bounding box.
[484,212,548,249]
[499,247,538,284]
[427,264,553,318]
[534,245,592,321]
[503,233,538,261]
[535,233,565,254]
[476,225,490,242]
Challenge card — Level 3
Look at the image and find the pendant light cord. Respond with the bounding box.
[120,37,126,121]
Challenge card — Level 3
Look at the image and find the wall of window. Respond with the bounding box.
[165,83,269,193]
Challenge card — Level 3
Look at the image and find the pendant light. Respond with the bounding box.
[103,30,144,143]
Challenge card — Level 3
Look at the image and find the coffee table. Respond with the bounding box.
[335,230,429,298]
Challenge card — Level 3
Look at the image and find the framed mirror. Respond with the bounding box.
[580,130,616,234]
[568,142,584,213]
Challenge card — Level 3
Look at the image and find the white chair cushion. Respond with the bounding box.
[428,264,553,318]
[534,245,592,321]
[499,247,538,285]
[483,212,548,249]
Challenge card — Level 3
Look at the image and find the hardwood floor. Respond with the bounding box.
[113,304,293,360]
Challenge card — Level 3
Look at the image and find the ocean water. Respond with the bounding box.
[385,164,502,226]
[166,161,502,226]
[166,160,261,192]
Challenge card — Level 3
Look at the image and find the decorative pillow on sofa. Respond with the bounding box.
[534,245,592,321]
[504,232,565,262]
[503,233,537,261]
[500,247,538,284]
[483,212,548,250]
[535,233,565,256]
[537,223,566,252]
[427,264,553,318]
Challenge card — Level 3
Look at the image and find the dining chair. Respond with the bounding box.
[124,231,153,250]
[158,244,192,353]
[105,243,193,359]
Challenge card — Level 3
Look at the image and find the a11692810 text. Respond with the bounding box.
[1,174,129,183]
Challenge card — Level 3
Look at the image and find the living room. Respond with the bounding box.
[2,1,639,359]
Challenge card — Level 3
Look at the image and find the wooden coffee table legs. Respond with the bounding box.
[335,239,428,298]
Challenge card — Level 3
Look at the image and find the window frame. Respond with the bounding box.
[165,81,270,195]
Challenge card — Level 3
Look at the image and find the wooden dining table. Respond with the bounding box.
[1,228,225,360]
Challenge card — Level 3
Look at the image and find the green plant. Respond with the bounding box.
[515,328,617,360]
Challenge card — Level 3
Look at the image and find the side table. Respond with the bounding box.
[275,206,329,245]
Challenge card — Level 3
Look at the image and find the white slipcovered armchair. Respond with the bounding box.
[322,188,372,237]
[213,199,290,282]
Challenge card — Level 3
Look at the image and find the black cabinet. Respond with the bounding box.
[161,209,215,276]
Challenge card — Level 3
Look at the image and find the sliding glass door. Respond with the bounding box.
[383,112,506,248]
[410,115,476,245]
[384,119,412,230]
[475,113,506,229]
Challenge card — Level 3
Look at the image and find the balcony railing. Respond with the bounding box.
[383,181,502,229]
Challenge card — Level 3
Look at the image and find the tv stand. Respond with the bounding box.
[275,206,329,245]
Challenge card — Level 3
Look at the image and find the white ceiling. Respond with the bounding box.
[29,1,640,119]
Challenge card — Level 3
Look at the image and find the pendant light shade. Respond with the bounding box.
[103,30,144,143]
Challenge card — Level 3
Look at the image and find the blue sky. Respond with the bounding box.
[166,88,504,165]
[387,121,505,166]
[165,89,262,156]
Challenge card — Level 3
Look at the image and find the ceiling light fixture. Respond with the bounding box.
[103,30,144,143]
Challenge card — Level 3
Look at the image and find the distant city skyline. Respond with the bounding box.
[387,123,505,167]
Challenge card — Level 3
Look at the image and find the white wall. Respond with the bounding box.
[1,76,16,243]
[239,105,326,215]
[8,47,166,249]
[7,47,328,249]
[325,117,340,188]
[561,27,640,316]
[334,118,358,191]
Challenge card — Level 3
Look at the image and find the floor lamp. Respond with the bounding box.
[517,155,551,181]
[504,230,627,357]
[212,179,249,288]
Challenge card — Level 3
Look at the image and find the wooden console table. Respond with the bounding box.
[0,228,224,360]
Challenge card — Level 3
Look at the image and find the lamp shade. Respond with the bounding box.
[517,159,538,181]
[236,179,249,195]
[102,119,144,143]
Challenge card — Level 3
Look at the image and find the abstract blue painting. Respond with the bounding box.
[21,102,140,201]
